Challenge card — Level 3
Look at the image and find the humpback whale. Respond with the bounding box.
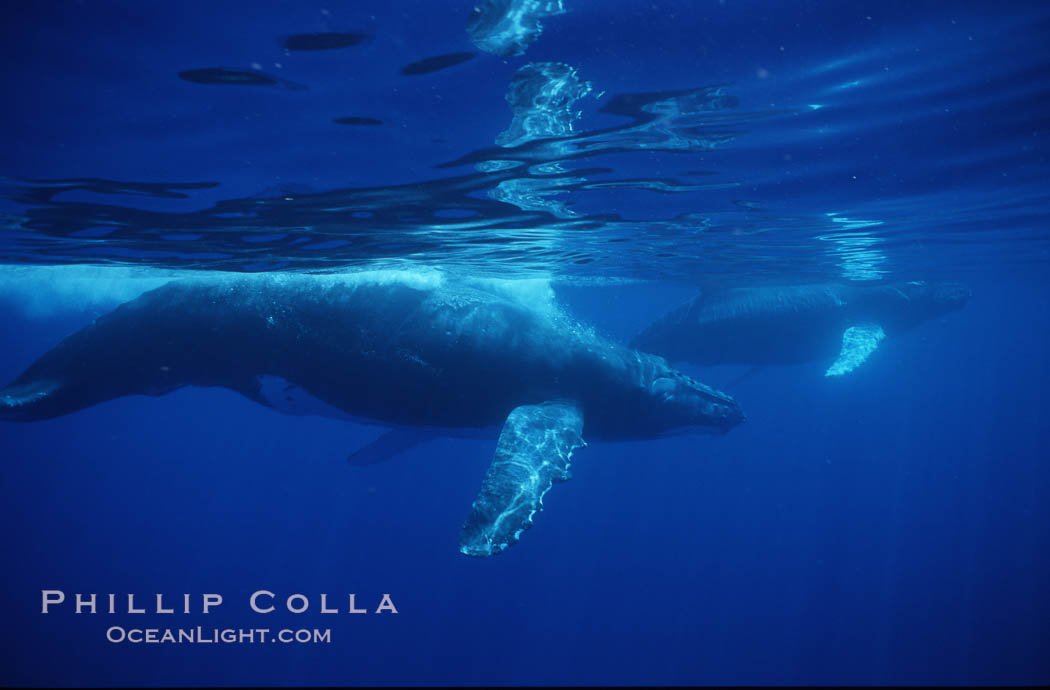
[631,281,970,377]
[0,272,744,556]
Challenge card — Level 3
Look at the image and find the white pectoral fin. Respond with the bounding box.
[458,401,585,557]
[825,324,886,377]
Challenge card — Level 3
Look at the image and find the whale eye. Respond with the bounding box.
[650,377,676,398]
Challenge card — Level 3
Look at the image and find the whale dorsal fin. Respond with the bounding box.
[825,324,886,377]
[348,428,435,466]
[459,401,585,557]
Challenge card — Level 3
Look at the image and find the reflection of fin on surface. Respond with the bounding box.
[348,429,434,466]
[467,0,567,57]
[825,324,886,377]
[333,116,383,126]
[399,52,476,76]
[459,401,584,557]
[177,68,306,90]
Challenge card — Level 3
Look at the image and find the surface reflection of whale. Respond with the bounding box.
[0,272,744,557]
[631,281,970,378]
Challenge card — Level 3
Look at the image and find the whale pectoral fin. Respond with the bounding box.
[825,324,886,377]
[459,401,585,557]
[724,365,765,390]
[347,428,435,466]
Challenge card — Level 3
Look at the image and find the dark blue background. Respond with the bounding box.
[1,0,1049,686]
[1,274,1048,686]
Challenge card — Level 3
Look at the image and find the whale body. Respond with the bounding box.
[0,272,744,556]
[631,281,970,377]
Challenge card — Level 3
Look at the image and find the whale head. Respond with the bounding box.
[897,280,971,311]
[646,369,745,436]
[927,281,971,311]
[882,280,971,331]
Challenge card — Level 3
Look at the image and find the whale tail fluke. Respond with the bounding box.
[0,323,144,422]
[0,289,184,422]
[0,378,65,421]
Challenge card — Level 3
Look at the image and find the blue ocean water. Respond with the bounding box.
[1,0,1048,686]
